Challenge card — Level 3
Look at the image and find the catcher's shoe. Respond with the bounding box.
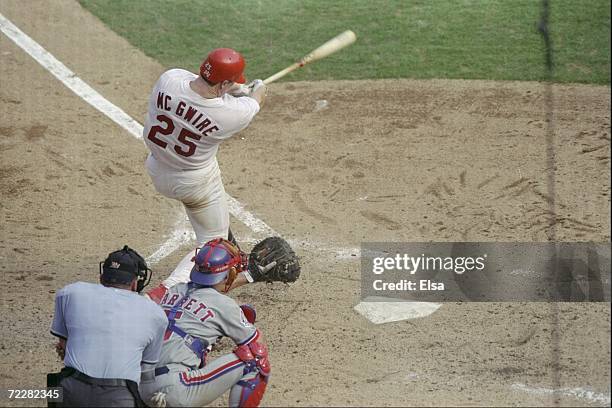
[145,283,168,304]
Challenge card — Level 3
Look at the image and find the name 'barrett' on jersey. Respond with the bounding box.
[143,69,260,170]
[157,283,258,370]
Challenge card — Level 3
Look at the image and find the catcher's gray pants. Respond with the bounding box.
[139,353,257,407]
[59,376,136,407]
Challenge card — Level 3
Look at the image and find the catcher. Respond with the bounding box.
[139,238,296,407]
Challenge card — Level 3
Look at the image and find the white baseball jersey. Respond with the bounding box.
[143,69,260,170]
[51,282,168,383]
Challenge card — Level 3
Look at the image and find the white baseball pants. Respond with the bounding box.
[146,154,229,286]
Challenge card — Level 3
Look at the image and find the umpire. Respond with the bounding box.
[48,246,167,407]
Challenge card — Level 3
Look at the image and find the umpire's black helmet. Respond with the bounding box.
[99,245,152,293]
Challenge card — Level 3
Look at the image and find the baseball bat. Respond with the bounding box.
[263,30,356,84]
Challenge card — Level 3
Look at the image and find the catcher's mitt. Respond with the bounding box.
[248,237,300,283]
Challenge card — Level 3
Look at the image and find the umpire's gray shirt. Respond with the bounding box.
[51,282,167,383]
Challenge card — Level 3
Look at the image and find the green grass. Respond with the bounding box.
[79,0,610,84]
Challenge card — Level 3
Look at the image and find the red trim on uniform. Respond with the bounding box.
[180,358,243,384]
[237,329,260,346]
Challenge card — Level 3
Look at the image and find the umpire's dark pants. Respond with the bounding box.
[58,374,137,407]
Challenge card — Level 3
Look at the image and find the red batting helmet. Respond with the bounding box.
[199,48,246,84]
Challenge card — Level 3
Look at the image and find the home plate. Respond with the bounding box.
[354,296,442,324]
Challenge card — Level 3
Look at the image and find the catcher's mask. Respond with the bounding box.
[99,245,152,293]
[190,238,246,291]
[200,48,246,84]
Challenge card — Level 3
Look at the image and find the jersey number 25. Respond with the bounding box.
[147,114,199,157]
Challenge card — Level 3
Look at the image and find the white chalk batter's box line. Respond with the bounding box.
[511,383,610,406]
[144,212,361,265]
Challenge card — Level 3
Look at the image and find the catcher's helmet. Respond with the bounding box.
[190,238,246,286]
[100,245,152,293]
[199,48,246,84]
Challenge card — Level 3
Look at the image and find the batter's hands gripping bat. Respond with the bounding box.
[263,30,356,84]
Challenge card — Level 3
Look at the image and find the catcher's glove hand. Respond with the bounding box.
[248,237,300,283]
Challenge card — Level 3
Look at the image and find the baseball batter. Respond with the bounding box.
[139,238,270,407]
[143,48,267,302]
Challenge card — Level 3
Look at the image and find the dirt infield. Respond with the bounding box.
[1,1,610,406]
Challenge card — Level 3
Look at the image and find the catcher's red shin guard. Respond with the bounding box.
[234,337,270,377]
[145,283,168,304]
[237,375,268,408]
